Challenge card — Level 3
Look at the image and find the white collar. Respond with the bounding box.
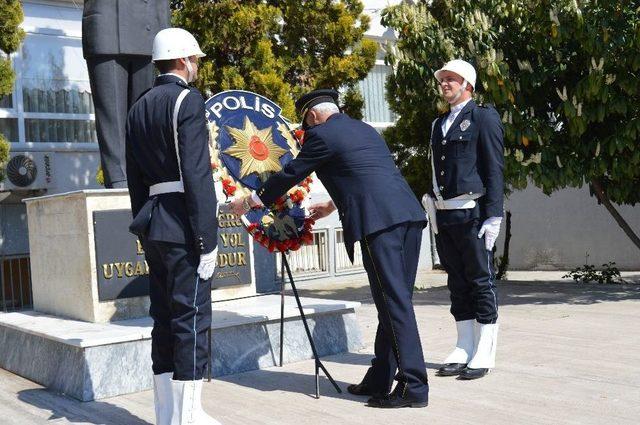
[449,98,472,115]
[160,72,188,84]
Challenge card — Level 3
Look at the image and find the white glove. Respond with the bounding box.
[421,193,438,234]
[197,247,218,281]
[478,216,502,251]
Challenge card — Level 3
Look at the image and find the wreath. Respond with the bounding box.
[206,92,314,253]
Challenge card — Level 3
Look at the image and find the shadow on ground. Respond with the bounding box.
[295,280,640,308]
[216,364,359,402]
[215,353,441,403]
[17,389,151,425]
[215,351,442,402]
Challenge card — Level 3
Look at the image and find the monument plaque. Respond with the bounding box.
[212,203,252,288]
[94,209,150,301]
[92,204,251,300]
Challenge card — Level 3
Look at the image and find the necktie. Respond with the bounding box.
[444,112,456,135]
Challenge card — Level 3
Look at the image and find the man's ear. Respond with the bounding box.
[307,109,317,125]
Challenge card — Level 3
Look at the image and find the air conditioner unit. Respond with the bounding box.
[0,151,54,192]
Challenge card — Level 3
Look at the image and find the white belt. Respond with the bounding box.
[421,192,483,235]
[433,193,483,210]
[149,181,184,196]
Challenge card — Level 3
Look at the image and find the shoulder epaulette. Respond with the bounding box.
[477,103,495,109]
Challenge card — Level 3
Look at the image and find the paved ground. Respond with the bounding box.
[1,271,639,424]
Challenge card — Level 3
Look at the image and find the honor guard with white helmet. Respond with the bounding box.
[422,59,504,380]
[126,28,221,424]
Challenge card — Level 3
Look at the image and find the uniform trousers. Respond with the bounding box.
[87,55,154,188]
[360,221,429,401]
[142,239,212,381]
[435,218,498,324]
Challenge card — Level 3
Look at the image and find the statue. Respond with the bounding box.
[82,0,170,188]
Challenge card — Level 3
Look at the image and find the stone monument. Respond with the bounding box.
[0,189,362,400]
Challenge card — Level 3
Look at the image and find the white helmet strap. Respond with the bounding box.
[450,79,468,103]
[185,57,195,83]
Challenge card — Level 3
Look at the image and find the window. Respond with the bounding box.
[1,256,33,312]
[0,117,18,143]
[0,1,96,146]
[358,62,396,126]
[0,52,18,143]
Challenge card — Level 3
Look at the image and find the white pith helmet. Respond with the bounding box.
[435,59,477,90]
[152,28,206,62]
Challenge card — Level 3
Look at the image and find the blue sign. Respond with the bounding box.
[205,90,296,190]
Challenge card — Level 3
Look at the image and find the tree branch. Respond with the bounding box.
[591,178,640,251]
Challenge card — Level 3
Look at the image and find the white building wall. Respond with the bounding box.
[1,1,99,261]
[499,184,640,270]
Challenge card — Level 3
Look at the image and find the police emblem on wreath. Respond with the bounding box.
[205,90,314,252]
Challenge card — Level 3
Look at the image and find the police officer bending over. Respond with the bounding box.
[126,28,221,424]
[423,59,504,380]
[230,90,429,408]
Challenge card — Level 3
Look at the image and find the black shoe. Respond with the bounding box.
[347,383,378,397]
[366,384,428,409]
[437,363,467,376]
[458,367,489,380]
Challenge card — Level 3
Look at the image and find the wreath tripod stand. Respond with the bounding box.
[278,253,341,398]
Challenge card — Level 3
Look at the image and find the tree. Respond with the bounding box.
[171,0,377,121]
[381,0,640,250]
[0,0,25,182]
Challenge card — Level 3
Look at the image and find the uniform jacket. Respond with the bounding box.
[126,74,218,254]
[429,99,504,224]
[82,0,170,58]
[257,113,426,261]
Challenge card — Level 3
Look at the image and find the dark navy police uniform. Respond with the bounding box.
[429,99,504,325]
[126,74,218,381]
[257,111,429,403]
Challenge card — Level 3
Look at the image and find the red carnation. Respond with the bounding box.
[294,129,305,145]
[222,179,237,196]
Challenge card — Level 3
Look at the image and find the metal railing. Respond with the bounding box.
[277,230,329,278]
[1,255,33,312]
[335,228,365,274]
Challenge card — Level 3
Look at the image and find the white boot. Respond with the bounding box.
[171,379,222,425]
[443,319,475,364]
[467,322,499,369]
[153,373,173,425]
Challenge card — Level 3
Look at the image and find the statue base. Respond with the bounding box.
[0,295,362,401]
[24,189,258,323]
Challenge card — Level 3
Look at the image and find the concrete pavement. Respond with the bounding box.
[1,271,639,424]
